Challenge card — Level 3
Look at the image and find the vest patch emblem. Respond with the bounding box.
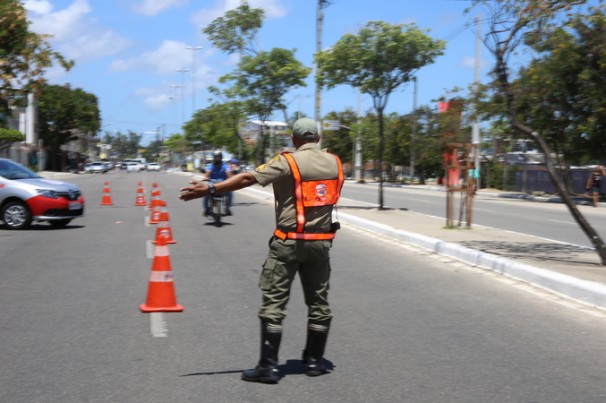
[315,183,328,197]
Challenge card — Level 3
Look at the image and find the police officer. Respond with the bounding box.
[179,118,344,384]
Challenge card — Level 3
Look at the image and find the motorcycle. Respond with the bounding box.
[205,180,228,227]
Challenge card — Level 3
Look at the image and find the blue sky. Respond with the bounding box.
[24,0,487,144]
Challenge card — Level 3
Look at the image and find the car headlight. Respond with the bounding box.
[36,189,60,199]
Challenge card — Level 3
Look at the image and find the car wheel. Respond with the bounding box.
[2,200,32,230]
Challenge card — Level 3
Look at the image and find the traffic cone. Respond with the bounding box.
[148,187,162,210]
[134,182,147,206]
[100,182,114,206]
[140,236,183,312]
[148,199,165,225]
[152,205,175,244]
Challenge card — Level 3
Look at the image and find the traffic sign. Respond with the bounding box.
[322,120,340,131]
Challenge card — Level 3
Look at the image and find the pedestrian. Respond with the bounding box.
[586,165,605,207]
[179,118,344,384]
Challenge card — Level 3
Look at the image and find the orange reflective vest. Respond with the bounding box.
[273,152,344,241]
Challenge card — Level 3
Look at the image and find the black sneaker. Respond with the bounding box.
[226,208,232,216]
[203,208,211,217]
[241,365,280,384]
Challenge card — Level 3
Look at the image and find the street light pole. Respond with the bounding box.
[170,84,184,129]
[185,45,203,116]
[410,77,417,184]
[175,68,189,125]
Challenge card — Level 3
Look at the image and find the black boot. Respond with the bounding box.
[242,321,282,384]
[302,321,330,377]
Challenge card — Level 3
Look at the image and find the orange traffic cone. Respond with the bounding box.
[153,205,175,244]
[100,182,114,206]
[148,199,165,225]
[134,182,147,206]
[140,236,183,312]
[148,187,162,210]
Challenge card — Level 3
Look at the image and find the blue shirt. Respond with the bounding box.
[205,162,231,181]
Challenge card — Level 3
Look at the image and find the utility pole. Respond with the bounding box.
[471,15,481,182]
[410,77,418,184]
[355,91,364,183]
[185,46,203,116]
[175,68,189,126]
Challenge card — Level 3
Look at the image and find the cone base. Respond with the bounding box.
[140,304,183,312]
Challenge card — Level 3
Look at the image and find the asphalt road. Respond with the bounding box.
[342,183,606,248]
[2,172,606,402]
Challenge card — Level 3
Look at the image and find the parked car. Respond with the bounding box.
[0,158,85,229]
[147,162,161,171]
[126,162,140,173]
[87,161,108,174]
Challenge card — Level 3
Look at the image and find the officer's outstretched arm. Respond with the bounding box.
[179,172,257,201]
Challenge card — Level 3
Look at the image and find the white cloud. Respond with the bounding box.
[109,40,192,74]
[24,0,130,61]
[131,0,188,17]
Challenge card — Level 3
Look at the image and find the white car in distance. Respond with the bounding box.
[147,162,161,171]
[126,162,140,173]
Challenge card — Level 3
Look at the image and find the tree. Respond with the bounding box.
[37,84,100,170]
[203,1,311,164]
[0,0,73,112]
[320,108,357,166]
[511,9,606,169]
[0,127,24,152]
[185,100,248,159]
[103,130,143,159]
[317,21,445,209]
[471,0,606,265]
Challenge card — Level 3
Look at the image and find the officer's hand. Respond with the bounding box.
[179,180,209,201]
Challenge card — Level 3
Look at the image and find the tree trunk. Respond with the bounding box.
[378,108,385,210]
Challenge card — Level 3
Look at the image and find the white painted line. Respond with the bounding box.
[145,240,154,259]
[150,312,167,337]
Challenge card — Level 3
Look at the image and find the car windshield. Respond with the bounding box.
[0,159,41,180]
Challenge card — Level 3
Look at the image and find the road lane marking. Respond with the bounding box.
[150,313,168,337]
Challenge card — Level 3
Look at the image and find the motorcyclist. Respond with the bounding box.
[203,151,233,216]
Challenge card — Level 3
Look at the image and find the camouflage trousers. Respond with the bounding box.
[258,236,333,327]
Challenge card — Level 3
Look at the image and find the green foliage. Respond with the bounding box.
[0,0,73,101]
[317,21,444,206]
[184,101,247,156]
[220,49,311,122]
[320,109,357,162]
[37,83,100,169]
[102,130,142,158]
[202,1,264,56]
[0,127,24,151]
[164,134,189,154]
[513,8,606,165]
[316,21,445,112]
[204,2,311,163]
